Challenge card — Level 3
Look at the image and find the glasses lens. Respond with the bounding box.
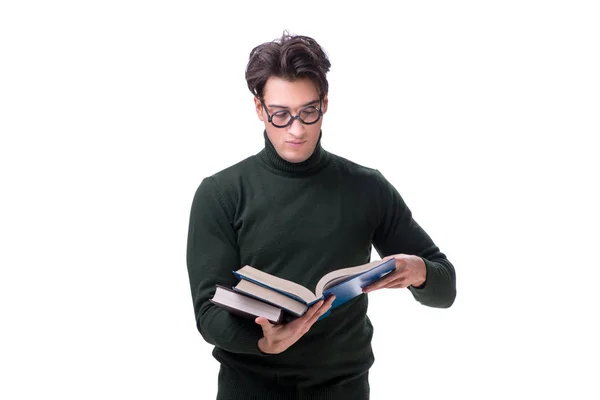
[299,107,320,124]
[271,111,291,127]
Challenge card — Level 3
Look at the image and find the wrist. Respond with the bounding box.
[412,277,426,288]
[412,257,427,287]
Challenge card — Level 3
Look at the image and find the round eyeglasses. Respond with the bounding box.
[260,99,323,128]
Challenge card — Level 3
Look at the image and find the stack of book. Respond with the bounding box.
[210,258,396,324]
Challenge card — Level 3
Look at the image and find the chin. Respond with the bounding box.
[282,151,311,163]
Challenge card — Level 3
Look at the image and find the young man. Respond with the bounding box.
[186,33,456,399]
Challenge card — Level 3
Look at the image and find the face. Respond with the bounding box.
[254,77,328,163]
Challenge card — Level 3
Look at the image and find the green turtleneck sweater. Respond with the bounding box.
[186,131,456,398]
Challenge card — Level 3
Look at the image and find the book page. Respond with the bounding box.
[235,266,318,304]
[322,274,353,289]
[212,286,282,323]
[315,259,386,297]
[234,280,308,316]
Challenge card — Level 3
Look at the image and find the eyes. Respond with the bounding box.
[271,106,320,124]
[260,98,324,128]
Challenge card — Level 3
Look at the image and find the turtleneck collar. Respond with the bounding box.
[258,130,331,176]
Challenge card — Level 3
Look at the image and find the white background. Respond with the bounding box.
[1,1,599,399]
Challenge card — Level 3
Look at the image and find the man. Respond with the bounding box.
[186,32,456,399]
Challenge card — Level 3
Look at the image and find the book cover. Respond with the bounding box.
[322,258,396,309]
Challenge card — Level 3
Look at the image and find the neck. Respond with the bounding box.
[258,130,330,176]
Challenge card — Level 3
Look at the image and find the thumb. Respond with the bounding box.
[255,317,273,331]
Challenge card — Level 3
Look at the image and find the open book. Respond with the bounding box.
[232,258,396,317]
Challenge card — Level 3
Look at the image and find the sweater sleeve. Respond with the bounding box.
[371,171,456,308]
[186,176,268,355]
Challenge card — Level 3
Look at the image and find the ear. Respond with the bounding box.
[321,93,329,114]
[254,96,265,122]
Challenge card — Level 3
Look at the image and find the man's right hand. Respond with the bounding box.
[255,295,335,354]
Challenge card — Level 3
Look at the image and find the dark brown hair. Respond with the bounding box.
[245,31,331,99]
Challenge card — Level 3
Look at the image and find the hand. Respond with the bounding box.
[362,254,426,293]
[255,295,335,354]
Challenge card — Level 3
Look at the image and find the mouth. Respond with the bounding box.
[286,141,306,145]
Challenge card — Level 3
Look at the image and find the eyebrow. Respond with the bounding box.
[267,99,320,109]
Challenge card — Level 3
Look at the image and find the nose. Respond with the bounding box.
[287,117,305,137]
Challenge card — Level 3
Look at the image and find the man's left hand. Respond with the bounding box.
[362,254,427,293]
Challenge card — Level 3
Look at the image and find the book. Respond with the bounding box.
[231,258,396,318]
[209,285,284,324]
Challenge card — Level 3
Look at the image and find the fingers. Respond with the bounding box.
[255,317,274,333]
[306,295,335,326]
[387,277,409,289]
[363,270,401,293]
[363,270,414,292]
[287,299,323,328]
[389,283,408,289]
[362,259,407,293]
[303,299,325,321]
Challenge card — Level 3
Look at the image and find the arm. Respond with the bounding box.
[186,177,267,355]
[371,171,456,308]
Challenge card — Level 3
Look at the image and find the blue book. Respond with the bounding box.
[232,258,396,320]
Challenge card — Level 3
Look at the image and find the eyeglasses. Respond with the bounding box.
[260,98,323,128]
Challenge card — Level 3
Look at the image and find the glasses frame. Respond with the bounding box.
[260,98,323,128]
